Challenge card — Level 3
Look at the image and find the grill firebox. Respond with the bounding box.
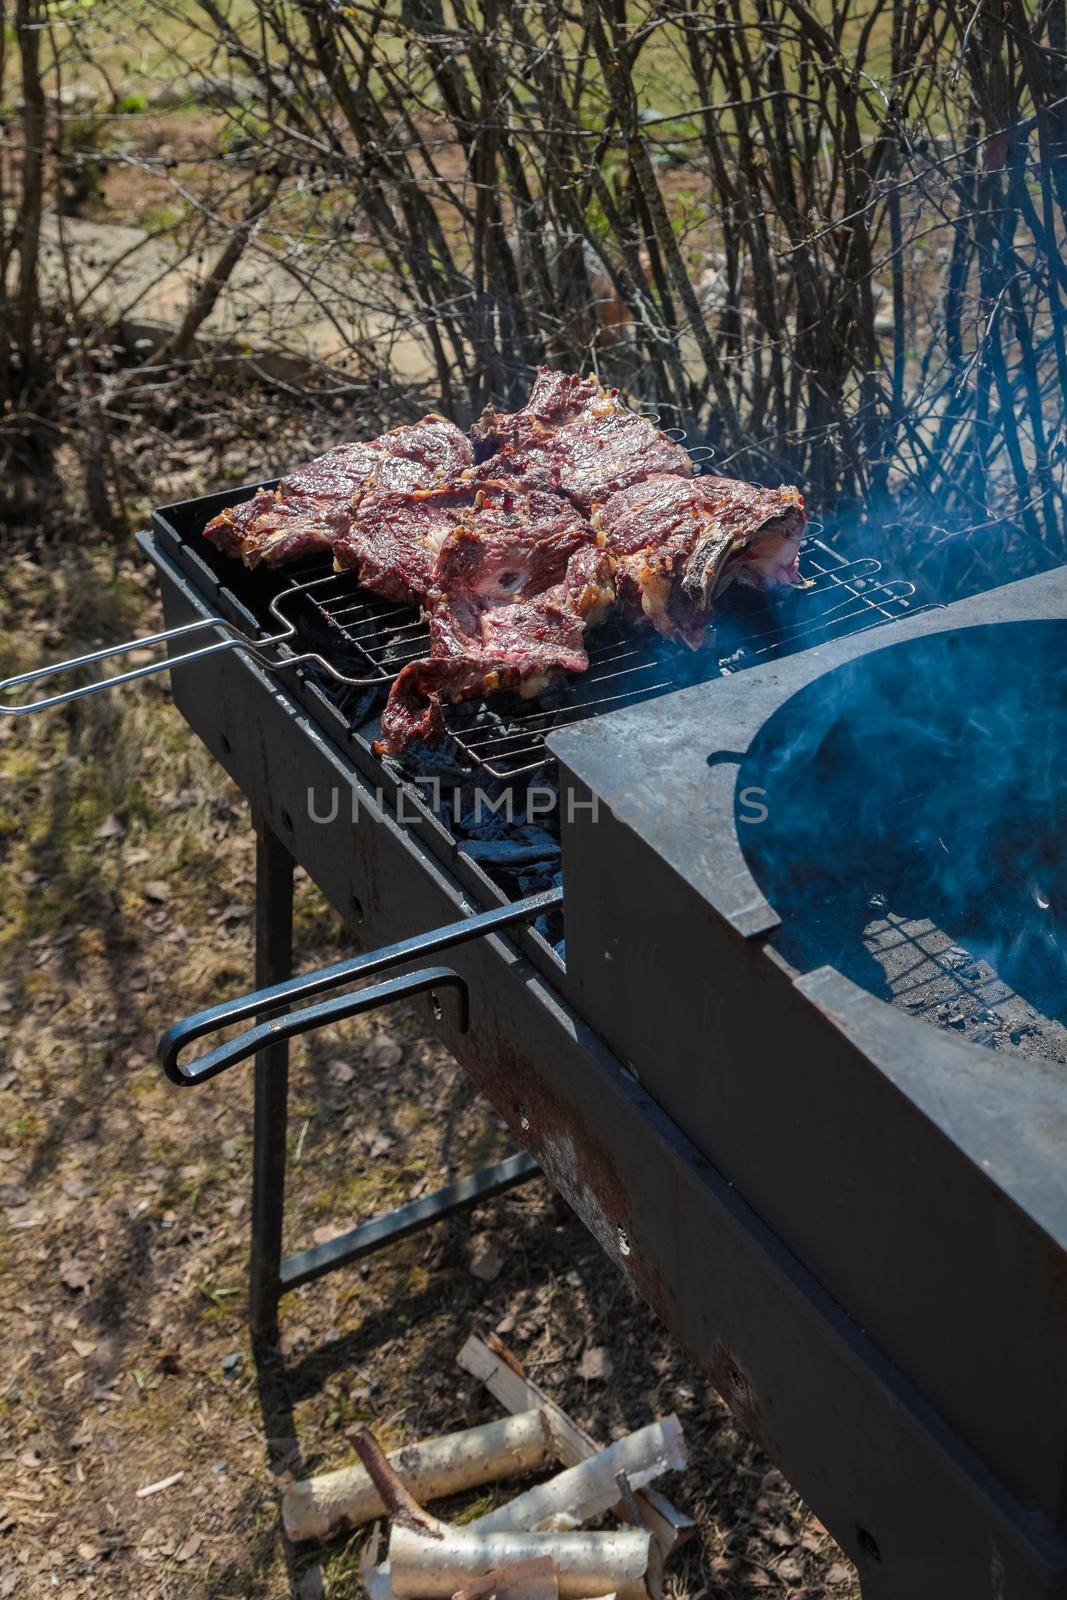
[552,565,1067,1596]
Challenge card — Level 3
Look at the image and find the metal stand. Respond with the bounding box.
[249,823,295,1341]
[246,819,539,1344]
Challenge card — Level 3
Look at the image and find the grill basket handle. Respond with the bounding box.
[159,966,467,1085]
[158,886,562,1087]
[0,619,245,716]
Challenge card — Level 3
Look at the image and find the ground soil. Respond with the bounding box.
[0,403,860,1600]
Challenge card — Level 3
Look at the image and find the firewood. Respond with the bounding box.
[389,1524,661,1599]
[450,1555,559,1599]
[352,1416,665,1600]
[468,1417,686,1535]
[283,1410,553,1542]
[458,1334,695,1555]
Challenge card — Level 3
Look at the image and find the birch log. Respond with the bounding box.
[458,1334,695,1555]
[283,1410,552,1542]
[469,1418,686,1535]
[389,1525,661,1599]
[451,1555,559,1599]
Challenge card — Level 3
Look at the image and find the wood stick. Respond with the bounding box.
[468,1418,686,1535]
[284,1410,553,1542]
[351,1427,445,1537]
[389,1524,661,1599]
[450,1555,559,1599]
[457,1334,695,1556]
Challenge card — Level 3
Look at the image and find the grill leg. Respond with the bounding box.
[249,820,295,1344]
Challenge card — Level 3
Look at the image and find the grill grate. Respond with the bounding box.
[262,533,923,781]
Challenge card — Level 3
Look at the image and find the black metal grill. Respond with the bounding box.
[239,533,921,781]
[135,496,1067,1600]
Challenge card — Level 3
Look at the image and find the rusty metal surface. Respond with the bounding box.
[551,567,1067,1535]
[145,528,1067,1597]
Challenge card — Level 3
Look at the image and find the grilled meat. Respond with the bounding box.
[199,369,810,751]
[377,544,614,753]
[431,488,592,603]
[594,473,807,647]
[473,367,693,511]
[332,484,474,606]
[202,415,471,569]
[202,442,384,569]
[332,482,591,608]
[368,414,474,492]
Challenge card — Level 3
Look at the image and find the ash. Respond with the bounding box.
[862,903,1067,1066]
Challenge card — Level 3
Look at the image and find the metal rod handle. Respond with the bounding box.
[160,966,467,1085]
[158,884,562,1086]
[0,618,245,716]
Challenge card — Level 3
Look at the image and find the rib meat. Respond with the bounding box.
[473,367,693,511]
[332,483,475,606]
[594,472,808,646]
[332,481,591,608]
[202,414,471,569]
[377,543,614,753]
[198,370,811,753]
[431,488,592,602]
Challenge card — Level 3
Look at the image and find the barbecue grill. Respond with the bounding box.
[6,462,1067,1598]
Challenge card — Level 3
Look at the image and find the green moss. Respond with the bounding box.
[321,1534,366,1597]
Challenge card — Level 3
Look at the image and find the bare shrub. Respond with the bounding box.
[2,0,1066,583]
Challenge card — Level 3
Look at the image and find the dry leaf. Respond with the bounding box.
[363,1033,402,1071]
[577,1346,613,1382]
[174,1532,203,1563]
[775,1555,805,1583]
[360,1127,394,1158]
[327,1059,355,1085]
[217,903,250,923]
[59,1259,92,1293]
